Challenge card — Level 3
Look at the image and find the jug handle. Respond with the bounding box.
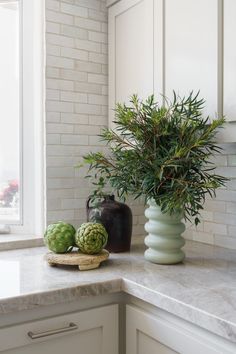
[86,195,93,211]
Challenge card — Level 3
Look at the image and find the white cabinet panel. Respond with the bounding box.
[138,330,177,354]
[115,0,153,102]
[0,305,118,354]
[165,0,218,118]
[224,0,236,122]
[109,0,154,127]
[126,305,233,354]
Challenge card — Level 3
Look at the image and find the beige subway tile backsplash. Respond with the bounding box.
[46,0,111,231]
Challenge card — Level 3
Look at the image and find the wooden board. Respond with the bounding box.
[45,249,109,271]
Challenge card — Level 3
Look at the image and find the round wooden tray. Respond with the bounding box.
[45,249,109,271]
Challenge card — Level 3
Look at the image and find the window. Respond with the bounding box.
[0,0,44,235]
[0,1,20,223]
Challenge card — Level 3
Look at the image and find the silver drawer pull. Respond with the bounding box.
[28,322,78,340]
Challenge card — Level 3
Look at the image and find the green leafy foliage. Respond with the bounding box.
[82,92,228,225]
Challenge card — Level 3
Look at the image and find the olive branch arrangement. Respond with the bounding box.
[82,92,228,225]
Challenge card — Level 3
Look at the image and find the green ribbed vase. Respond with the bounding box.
[144,199,186,264]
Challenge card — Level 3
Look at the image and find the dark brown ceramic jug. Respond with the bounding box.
[86,195,132,253]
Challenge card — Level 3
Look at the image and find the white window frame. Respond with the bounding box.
[3,0,45,236]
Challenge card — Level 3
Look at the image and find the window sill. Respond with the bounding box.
[0,234,44,251]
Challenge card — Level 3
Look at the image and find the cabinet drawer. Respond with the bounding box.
[0,304,118,354]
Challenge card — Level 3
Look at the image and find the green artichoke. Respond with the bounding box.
[44,221,76,253]
[75,222,108,254]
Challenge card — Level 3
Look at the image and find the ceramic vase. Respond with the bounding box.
[144,199,186,264]
[86,195,132,253]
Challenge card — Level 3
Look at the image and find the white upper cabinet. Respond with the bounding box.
[108,0,236,140]
[164,0,218,118]
[224,0,236,122]
[108,0,154,127]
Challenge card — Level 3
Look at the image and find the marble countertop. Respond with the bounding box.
[0,240,236,343]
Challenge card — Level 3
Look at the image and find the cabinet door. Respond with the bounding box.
[224,0,236,122]
[109,0,154,127]
[164,0,218,118]
[126,305,232,354]
[0,305,118,354]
